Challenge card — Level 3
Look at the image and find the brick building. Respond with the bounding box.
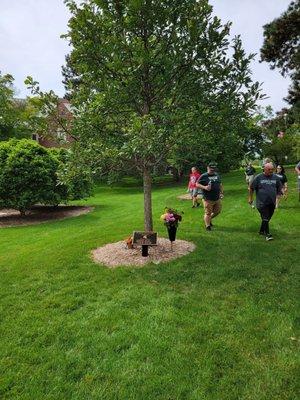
[32,98,75,148]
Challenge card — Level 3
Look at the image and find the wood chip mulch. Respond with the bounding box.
[0,205,93,228]
[177,193,202,200]
[92,237,196,268]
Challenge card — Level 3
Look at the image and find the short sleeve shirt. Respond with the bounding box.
[275,173,287,185]
[188,172,201,189]
[251,173,282,208]
[245,166,256,176]
[197,172,221,201]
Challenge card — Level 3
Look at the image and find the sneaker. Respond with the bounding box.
[196,203,200,207]
[206,226,211,231]
[265,234,273,241]
[192,205,195,208]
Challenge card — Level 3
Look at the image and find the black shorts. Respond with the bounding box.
[257,203,275,221]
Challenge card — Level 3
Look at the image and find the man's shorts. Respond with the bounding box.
[203,199,222,216]
[189,188,199,197]
[246,175,255,185]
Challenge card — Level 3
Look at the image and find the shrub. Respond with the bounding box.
[0,139,60,214]
[0,139,93,214]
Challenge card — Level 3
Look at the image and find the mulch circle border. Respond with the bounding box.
[0,205,94,228]
[91,237,196,268]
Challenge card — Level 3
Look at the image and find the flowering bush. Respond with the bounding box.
[160,208,183,228]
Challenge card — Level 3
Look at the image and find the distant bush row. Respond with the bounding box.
[0,139,93,214]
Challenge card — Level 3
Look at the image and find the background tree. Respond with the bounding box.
[62,54,82,101]
[261,107,299,164]
[62,0,263,231]
[260,0,300,105]
[0,72,38,141]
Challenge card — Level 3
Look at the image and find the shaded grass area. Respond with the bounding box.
[0,170,299,399]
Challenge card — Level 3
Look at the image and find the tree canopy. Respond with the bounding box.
[62,0,263,230]
[260,0,300,105]
[0,72,35,141]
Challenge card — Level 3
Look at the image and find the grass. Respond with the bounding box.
[0,169,299,400]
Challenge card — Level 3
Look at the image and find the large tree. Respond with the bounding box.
[63,0,263,231]
[260,0,300,105]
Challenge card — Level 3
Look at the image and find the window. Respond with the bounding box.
[57,129,67,142]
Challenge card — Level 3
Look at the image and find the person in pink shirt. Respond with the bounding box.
[187,167,201,208]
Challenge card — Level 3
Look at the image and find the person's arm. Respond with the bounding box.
[248,187,254,204]
[276,179,283,196]
[196,177,210,191]
[248,178,256,203]
[220,183,224,198]
[283,175,288,191]
[196,182,211,191]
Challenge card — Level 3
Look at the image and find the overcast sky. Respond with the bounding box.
[0,0,292,111]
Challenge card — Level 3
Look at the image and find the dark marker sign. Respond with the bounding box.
[132,231,157,246]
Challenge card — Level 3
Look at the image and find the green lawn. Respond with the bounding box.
[0,170,299,400]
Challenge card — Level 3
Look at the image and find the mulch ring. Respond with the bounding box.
[92,237,196,268]
[177,193,203,200]
[0,205,94,228]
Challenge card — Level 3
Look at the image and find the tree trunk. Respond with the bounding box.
[143,168,153,231]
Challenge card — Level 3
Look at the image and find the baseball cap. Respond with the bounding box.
[208,162,217,168]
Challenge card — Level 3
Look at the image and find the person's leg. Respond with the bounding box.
[189,190,195,207]
[194,192,200,207]
[265,203,275,239]
[203,200,212,228]
[192,195,196,207]
[258,204,275,237]
[211,200,222,220]
[192,189,199,207]
[268,203,275,221]
[258,206,268,234]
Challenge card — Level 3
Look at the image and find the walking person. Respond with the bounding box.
[275,165,288,208]
[295,161,300,201]
[249,162,282,241]
[187,167,201,208]
[245,163,256,187]
[196,162,223,231]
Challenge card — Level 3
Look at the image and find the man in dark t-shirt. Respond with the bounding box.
[249,162,282,241]
[196,162,223,231]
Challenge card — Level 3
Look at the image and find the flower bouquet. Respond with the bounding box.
[160,208,183,246]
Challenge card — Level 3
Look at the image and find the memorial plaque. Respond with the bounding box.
[132,231,157,246]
